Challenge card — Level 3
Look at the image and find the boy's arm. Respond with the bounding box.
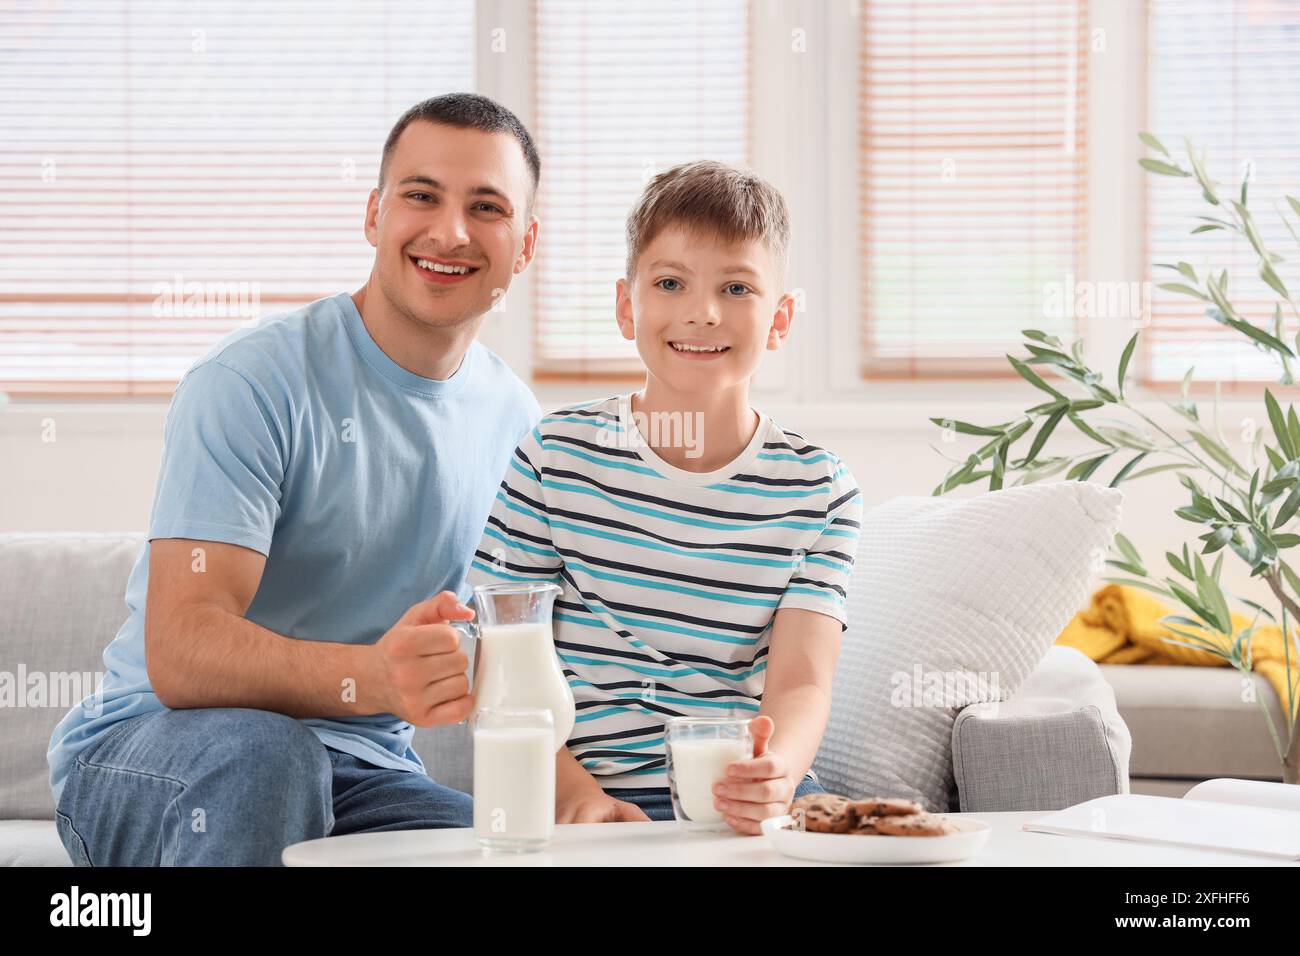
[756,607,843,781]
[763,458,863,776]
[716,461,862,833]
[554,744,651,822]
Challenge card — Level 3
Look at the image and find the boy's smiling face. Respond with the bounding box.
[616,226,794,396]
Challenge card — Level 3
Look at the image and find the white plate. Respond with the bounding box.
[761,814,991,865]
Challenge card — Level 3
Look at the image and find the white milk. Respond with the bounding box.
[472,622,575,751]
[473,726,556,845]
[669,737,751,823]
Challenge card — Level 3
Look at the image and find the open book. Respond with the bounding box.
[1022,779,1300,860]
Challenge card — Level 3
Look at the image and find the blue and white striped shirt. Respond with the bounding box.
[467,394,862,790]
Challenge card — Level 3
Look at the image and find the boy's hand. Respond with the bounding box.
[714,715,798,836]
[557,787,652,824]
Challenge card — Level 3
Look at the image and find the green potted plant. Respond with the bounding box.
[930,134,1300,784]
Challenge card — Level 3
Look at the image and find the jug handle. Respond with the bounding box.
[448,619,481,723]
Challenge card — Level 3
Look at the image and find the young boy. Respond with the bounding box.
[467,160,862,834]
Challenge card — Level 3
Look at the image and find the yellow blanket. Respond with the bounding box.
[1055,583,1300,721]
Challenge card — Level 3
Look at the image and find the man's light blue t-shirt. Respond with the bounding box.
[47,292,541,807]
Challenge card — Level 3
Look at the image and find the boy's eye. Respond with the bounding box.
[725,282,752,296]
[655,277,682,292]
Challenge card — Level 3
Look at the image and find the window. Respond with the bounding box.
[530,0,749,377]
[857,0,1088,377]
[0,1,474,395]
[1143,0,1300,383]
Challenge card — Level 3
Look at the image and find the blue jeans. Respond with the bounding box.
[606,772,825,822]
[54,707,473,866]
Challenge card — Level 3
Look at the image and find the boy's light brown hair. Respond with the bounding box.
[624,160,790,284]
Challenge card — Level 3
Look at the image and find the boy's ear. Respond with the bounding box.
[767,292,796,350]
[363,188,380,248]
[615,277,636,341]
[513,214,540,275]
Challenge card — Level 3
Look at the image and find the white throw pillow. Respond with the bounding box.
[811,481,1124,811]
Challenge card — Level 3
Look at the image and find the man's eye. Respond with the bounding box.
[474,202,504,213]
[655,278,682,291]
[725,283,752,296]
[409,192,433,202]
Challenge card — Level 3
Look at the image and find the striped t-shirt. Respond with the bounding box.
[466,393,863,790]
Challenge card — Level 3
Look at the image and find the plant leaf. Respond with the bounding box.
[1190,430,1247,477]
[1156,282,1208,300]
[1113,532,1144,570]
[1166,550,1192,579]
[1110,451,1151,487]
[1260,261,1289,299]
[1138,131,1170,156]
[929,417,1009,437]
[1067,452,1113,481]
[1007,354,1066,399]
[1067,411,1114,448]
[1117,332,1138,400]
[1265,389,1295,460]
[1101,576,1177,599]
[1021,329,1064,348]
[1139,158,1190,177]
[1124,462,1191,482]
[1280,559,1300,598]
[1024,406,1067,464]
[1275,484,1300,529]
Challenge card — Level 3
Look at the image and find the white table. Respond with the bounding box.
[282,811,1299,867]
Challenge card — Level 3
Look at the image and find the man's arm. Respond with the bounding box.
[145,537,475,726]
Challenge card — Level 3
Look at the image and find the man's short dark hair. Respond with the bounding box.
[378,92,541,202]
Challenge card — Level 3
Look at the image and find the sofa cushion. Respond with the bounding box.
[0,533,143,820]
[0,820,71,866]
[811,481,1124,812]
[1100,663,1285,780]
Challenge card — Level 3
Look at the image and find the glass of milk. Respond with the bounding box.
[665,716,754,832]
[473,706,556,852]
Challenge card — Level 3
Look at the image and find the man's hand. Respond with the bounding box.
[556,786,651,824]
[366,591,476,727]
[713,715,798,836]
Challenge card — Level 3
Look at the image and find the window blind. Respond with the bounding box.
[0,0,474,395]
[531,0,749,376]
[1143,0,1300,383]
[858,0,1088,377]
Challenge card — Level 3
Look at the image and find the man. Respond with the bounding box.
[47,93,543,866]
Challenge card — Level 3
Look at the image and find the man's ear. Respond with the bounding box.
[513,214,540,275]
[363,188,380,248]
[767,292,796,350]
[615,277,635,341]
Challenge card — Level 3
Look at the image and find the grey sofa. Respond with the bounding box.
[0,531,1132,865]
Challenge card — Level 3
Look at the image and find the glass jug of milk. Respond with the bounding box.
[455,581,574,752]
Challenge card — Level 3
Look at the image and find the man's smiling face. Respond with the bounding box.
[364,120,537,331]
